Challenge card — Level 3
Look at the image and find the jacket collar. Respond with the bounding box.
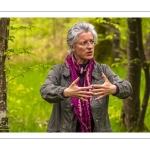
[62,61,103,80]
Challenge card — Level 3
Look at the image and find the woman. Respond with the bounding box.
[40,21,132,132]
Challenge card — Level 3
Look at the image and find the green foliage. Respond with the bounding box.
[89,18,127,64]
[7,25,37,31]
[5,47,36,57]
[111,58,127,67]
[7,62,54,132]
[8,18,91,63]
[6,63,52,83]
[7,36,15,42]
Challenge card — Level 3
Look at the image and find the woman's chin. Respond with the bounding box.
[85,56,93,60]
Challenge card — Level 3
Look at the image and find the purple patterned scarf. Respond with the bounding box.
[65,54,94,132]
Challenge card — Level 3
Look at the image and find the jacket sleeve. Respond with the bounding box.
[102,64,133,99]
[39,64,67,103]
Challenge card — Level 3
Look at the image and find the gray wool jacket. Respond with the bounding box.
[40,61,132,132]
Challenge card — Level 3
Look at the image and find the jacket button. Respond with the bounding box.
[63,125,66,128]
[96,119,98,122]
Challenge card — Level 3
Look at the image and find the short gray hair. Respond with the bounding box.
[67,21,98,54]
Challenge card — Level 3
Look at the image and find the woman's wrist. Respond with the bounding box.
[111,84,117,94]
[62,88,69,98]
[112,84,119,95]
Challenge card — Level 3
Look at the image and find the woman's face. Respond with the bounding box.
[70,31,95,64]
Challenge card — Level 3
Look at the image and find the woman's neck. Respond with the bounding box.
[73,55,88,64]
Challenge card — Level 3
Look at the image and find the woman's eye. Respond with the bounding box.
[79,40,95,46]
[90,40,94,44]
[81,41,87,45]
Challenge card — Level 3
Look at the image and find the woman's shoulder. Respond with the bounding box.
[94,61,109,69]
[94,61,113,75]
[51,63,67,71]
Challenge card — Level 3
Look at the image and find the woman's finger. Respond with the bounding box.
[95,94,105,100]
[72,77,80,85]
[78,86,93,91]
[101,73,108,82]
[80,97,88,102]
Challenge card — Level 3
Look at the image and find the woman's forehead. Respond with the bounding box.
[78,31,94,40]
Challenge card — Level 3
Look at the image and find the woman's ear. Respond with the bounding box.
[70,45,74,52]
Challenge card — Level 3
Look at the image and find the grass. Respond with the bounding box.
[7,61,54,132]
[6,61,150,132]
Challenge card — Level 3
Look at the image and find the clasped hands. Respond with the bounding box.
[63,73,117,101]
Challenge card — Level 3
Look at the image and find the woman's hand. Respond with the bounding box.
[91,73,117,100]
[63,77,93,102]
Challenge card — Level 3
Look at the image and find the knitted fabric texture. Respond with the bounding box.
[65,54,94,132]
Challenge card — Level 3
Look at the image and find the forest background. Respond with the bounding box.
[1,18,150,132]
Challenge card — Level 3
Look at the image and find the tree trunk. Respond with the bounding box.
[112,27,120,61]
[135,18,150,131]
[0,18,10,132]
[144,32,150,61]
[121,18,141,131]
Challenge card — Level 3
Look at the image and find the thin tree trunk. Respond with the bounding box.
[144,32,150,61]
[112,28,120,61]
[135,18,150,131]
[121,18,141,131]
[0,18,10,132]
